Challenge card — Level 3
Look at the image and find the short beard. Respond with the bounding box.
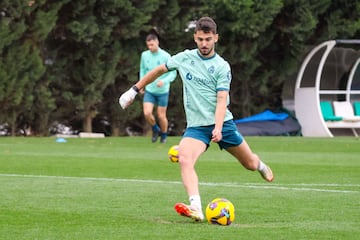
[199,46,213,56]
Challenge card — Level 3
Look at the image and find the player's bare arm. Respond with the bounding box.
[212,90,228,142]
[135,64,168,90]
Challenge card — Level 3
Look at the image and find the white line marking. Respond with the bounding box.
[0,173,359,193]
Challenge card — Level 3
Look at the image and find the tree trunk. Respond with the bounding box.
[111,124,120,136]
[83,110,97,133]
[10,111,16,136]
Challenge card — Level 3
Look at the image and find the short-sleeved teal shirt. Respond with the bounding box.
[166,49,233,127]
[140,48,176,94]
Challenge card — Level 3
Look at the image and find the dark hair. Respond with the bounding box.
[195,17,217,34]
[146,33,158,41]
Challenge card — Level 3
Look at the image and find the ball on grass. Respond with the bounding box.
[167,145,179,163]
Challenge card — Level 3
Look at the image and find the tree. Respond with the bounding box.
[0,0,65,135]
[47,0,166,133]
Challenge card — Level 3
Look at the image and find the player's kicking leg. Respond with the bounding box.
[226,140,274,182]
[257,160,274,182]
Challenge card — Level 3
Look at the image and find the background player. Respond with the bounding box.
[140,33,177,143]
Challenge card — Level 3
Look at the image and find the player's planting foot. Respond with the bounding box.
[258,164,274,182]
[174,202,204,222]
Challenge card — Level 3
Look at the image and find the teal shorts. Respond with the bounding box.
[183,120,243,150]
[143,91,169,107]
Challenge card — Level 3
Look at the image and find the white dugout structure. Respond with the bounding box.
[294,39,360,137]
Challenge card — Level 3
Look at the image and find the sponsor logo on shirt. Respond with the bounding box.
[186,72,193,80]
[185,72,212,85]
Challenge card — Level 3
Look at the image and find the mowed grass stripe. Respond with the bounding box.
[1,173,358,193]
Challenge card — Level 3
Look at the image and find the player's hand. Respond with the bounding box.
[156,80,164,87]
[119,88,138,109]
[211,128,222,142]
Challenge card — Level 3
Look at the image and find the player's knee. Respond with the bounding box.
[178,155,193,168]
[143,111,153,119]
[157,112,167,120]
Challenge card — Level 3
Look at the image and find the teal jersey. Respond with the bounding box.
[166,49,233,127]
[140,48,177,94]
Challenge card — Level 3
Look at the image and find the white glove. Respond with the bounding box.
[119,87,138,109]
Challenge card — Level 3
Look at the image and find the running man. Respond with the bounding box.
[140,34,177,143]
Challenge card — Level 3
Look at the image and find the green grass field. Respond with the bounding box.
[0,136,359,240]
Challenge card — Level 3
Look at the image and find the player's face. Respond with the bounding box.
[146,39,159,53]
[194,30,218,57]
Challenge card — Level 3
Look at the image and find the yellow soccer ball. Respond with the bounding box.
[205,198,235,226]
[168,145,179,163]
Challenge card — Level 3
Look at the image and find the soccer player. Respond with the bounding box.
[140,33,177,143]
[119,17,274,222]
